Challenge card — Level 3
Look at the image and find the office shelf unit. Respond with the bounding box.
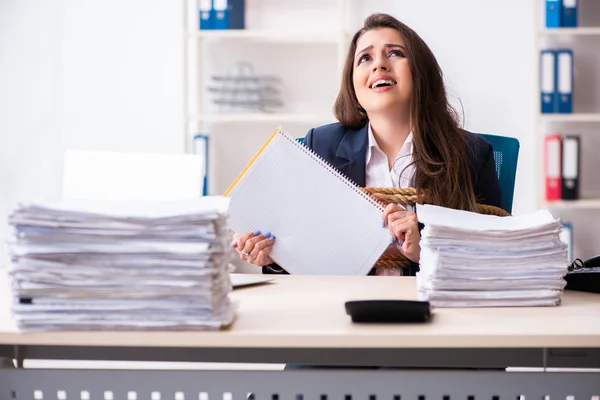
[544,199,600,209]
[535,1,600,210]
[183,0,350,195]
[190,113,336,123]
[535,0,600,265]
[192,30,341,43]
[540,113,600,123]
[538,27,600,35]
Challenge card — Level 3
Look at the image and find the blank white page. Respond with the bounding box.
[226,129,390,276]
[62,150,204,201]
[416,204,558,232]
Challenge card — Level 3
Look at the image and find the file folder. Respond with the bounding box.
[557,49,573,113]
[228,0,245,29]
[544,134,562,201]
[540,50,557,114]
[546,0,562,28]
[213,0,229,30]
[562,0,578,27]
[561,135,580,200]
[198,0,213,30]
[193,134,210,196]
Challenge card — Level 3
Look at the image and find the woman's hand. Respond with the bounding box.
[232,230,276,267]
[382,204,421,263]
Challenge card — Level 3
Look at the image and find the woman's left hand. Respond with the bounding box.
[382,204,421,263]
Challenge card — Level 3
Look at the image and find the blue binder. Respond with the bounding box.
[540,50,557,114]
[562,0,578,27]
[213,0,229,30]
[556,49,573,113]
[193,134,210,196]
[198,0,213,30]
[546,0,562,28]
[228,0,245,30]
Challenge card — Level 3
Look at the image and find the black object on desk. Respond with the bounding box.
[565,255,600,294]
[345,300,431,323]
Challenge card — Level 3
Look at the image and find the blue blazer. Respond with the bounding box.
[263,121,503,276]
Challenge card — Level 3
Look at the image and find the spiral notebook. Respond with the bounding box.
[224,127,390,275]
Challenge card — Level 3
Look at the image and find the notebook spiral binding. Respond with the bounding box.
[278,128,384,211]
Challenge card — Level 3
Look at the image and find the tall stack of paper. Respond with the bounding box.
[416,204,569,307]
[7,197,236,331]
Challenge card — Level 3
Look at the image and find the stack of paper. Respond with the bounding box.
[416,204,569,307]
[7,197,236,331]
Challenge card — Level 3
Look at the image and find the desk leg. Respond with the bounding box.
[14,345,23,368]
[0,357,14,369]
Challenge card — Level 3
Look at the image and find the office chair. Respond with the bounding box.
[297,133,520,214]
[478,133,520,214]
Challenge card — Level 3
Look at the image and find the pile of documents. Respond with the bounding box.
[416,204,569,307]
[6,197,236,331]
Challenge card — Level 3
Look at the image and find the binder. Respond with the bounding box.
[198,0,213,30]
[546,0,562,28]
[228,0,245,30]
[562,0,578,27]
[540,50,557,114]
[224,127,390,275]
[213,0,229,30]
[556,49,573,113]
[544,134,562,201]
[193,134,210,196]
[561,135,580,200]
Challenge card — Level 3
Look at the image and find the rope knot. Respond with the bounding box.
[361,187,510,271]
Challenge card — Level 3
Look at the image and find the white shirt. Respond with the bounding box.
[365,123,416,189]
[365,124,415,276]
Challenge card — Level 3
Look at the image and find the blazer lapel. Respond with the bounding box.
[334,123,368,187]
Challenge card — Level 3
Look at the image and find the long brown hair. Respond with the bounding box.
[334,13,477,212]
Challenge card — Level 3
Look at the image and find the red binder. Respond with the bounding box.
[544,134,562,201]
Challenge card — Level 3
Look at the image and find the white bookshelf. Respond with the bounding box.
[534,2,600,264]
[190,113,336,123]
[545,199,600,209]
[540,113,600,122]
[192,30,342,43]
[183,0,350,195]
[538,27,600,35]
[534,2,600,211]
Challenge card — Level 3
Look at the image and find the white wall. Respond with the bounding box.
[352,0,537,217]
[2,0,597,266]
[0,0,184,266]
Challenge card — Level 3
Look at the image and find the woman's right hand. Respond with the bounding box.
[232,230,276,267]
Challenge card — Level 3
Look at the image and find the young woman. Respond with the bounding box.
[233,13,502,276]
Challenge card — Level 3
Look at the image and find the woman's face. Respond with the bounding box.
[352,28,413,116]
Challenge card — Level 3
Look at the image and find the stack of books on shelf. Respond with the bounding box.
[6,197,236,331]
[545,0,578,28]
[416,204,569,307]
[199,0,245,30]
[540,49,573,115]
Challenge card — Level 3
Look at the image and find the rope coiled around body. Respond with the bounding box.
[360,187,510,270]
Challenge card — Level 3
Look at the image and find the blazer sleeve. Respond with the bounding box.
[473,139,503,210]
[261,128,316,275]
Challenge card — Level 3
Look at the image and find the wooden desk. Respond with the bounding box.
[2,274,600,347]
[2,275,600,398]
